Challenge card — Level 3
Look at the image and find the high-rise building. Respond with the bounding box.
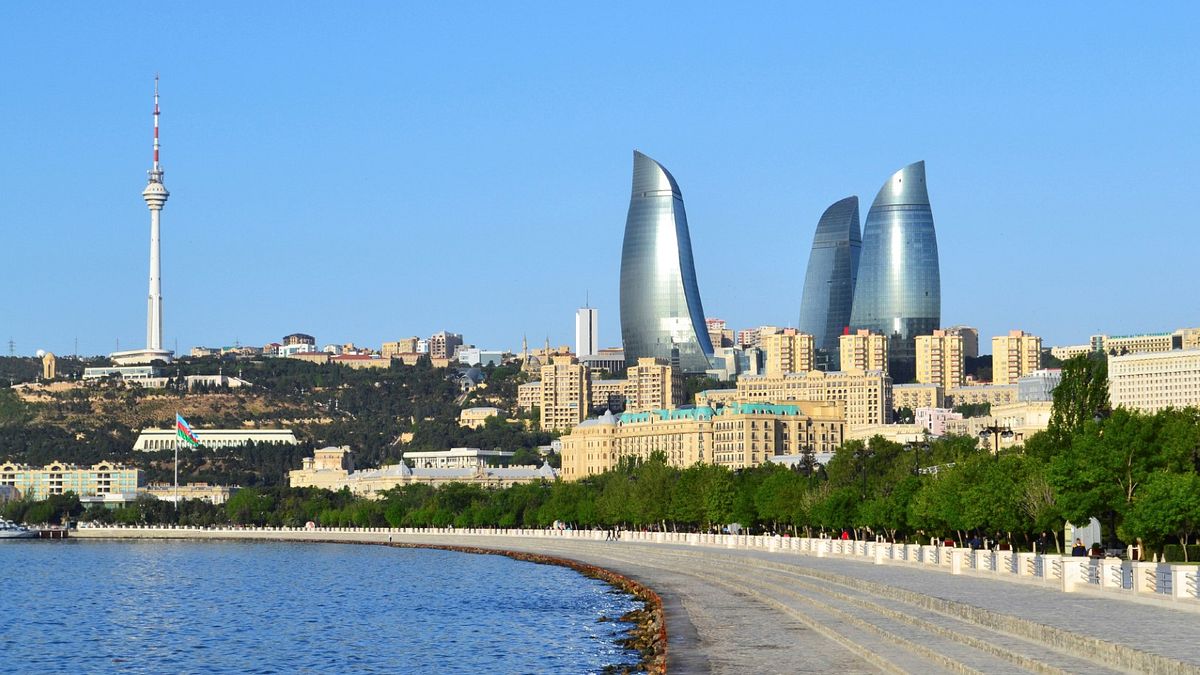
[798,196,861,370]
[619,151,714,374]
[381,337,421,358]
[625,357,684,412]
[915,329,965,388]
[575,307,598,357]
[840,329,888,374]
[539,355,592,431]
[992,330,1043,385]
[429,331,463,360]
[1108,350,1200,413]
[944,326,980,359]
[705,318,732,350]
[850,161,940,383]
[111,77,174,366]
[736,369,892,427]
[762,329,815,375]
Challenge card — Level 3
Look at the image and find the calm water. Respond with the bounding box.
[0,540,642,673]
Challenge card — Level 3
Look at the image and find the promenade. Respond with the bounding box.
[75,527,1200,674]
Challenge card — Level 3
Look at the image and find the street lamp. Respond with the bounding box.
[906,438,931,475]
[979,424,1014,461]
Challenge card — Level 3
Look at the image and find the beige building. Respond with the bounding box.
[1051,344,1092,361]
[846,423,932,446]
[0,460,140,502]
[144,482,237,504]
[288,351,332,365]
[331,354,390,369]
[736,369,890,427]
[540,356,592,431]
[560,401,846,480]
[459,407,504,429]
[915,330,964,388]
[946,384,1019,408]
[943,401,1054,449]
[41,352,57,380]
[840,330,888,374]
[289,447,556,496]
[1108,349,1200,413]
[944,326,980,359]
[992,330,1043,385]
[517,381,543,412]
[625,357,683,412]
[763,329,815,375]
[381,337,421,359]
[429,331,463,360]
[892,383,944,412]
[694,388,740,408]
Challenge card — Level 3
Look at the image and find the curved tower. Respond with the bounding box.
[619,150,713,373]
[798,196,861,369]
[850,161,939,382]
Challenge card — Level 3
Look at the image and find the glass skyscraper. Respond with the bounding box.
[849,161,940,382]
[619,150,714,374]
[798,196,861,370]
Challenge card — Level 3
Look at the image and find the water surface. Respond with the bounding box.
[0,540,641,673]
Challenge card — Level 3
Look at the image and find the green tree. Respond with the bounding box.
[1121,472,1200,561]
[1048,353,1109,440]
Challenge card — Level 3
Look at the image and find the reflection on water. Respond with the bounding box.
[0,540,641,673]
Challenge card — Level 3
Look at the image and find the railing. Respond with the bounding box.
[77,524,1200,604]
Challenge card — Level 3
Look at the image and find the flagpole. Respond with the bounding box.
[174,412,179,513]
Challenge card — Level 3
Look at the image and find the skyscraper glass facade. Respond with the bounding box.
[619,151,714,374]
[850,161,940,382]
[798,196,861,369]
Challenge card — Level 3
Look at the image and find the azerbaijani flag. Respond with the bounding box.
[176,413,201,447]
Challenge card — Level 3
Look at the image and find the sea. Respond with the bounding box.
[0,540,643,673]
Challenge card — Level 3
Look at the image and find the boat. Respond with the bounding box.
[0,519,38,539]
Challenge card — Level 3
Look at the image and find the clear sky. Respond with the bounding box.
[2,4,1197,357]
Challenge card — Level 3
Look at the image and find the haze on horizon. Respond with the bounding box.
[1,4,1197,358]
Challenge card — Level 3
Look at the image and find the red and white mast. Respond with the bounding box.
[143,74,169,353]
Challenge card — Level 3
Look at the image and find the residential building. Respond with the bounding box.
[1108,349,1200,413]
[459,407,504,429]
[705,318,732,350]
[840,329,888,374]
[133,428,298,452]
[707,346,763,380]
[283,333,316,347]
[559,401,846,480]
[517,381,543,412]
[763,329,816,375]
[946,384,1019,408]
[429,331,463,360]
[915,329,965,388]
[575,307,599,357]
[331,354,390,369]
[625,357,683,412]
[944,326,980,359]
[580,348,626,375]
[992,330,1043,385]
[619,150,713,374]
[914,407,963,436]
[539,356,592,431]
[798,196,861,370]
[0,460,140,502]
[457,348,504,367]
[279,343,319,358]
[892,383,944,412]
[850,161,940,383]
[591,379,629,413]
[943,401,1054,449]
[381,337,421,359]
[736,369,890,427]
[1051,344,1092,361]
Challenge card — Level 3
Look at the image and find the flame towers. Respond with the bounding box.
[798,196,861,369]
[849,161,940,381]
[619,151,713,373]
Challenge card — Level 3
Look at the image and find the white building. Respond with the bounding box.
[1108,349,1200,413]
[133,428,299,452]
[457,348,505,367]
[278,343,317,357]
[575,307,598,357]
[403,448,514,469]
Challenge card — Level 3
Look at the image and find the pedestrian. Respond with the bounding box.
[388,534,392,544]
[1089,542,1104,558]
[1071,538,1087,556]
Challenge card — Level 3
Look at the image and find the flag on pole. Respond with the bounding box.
[176,413,201,447]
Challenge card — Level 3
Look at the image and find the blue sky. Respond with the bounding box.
[2,4,1197,357]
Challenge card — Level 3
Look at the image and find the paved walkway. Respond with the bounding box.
[74,529,1200,674]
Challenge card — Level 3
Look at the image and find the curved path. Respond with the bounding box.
[75,529,1200,674]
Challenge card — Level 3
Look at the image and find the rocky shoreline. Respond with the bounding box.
[386,543,667,674]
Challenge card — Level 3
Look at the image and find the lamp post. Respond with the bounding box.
[907,438,931,475]
[979,424,1014,461]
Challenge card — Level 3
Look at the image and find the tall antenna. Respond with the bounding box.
[153,73,161,172]
[6,338,13,357]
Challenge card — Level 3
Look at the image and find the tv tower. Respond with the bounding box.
[143,74,169,353]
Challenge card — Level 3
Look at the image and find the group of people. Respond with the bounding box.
[1071,538,1106,558]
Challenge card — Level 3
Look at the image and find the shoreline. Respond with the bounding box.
[69,532,668,674]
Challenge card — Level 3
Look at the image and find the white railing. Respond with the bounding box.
[78,524,1200,604]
